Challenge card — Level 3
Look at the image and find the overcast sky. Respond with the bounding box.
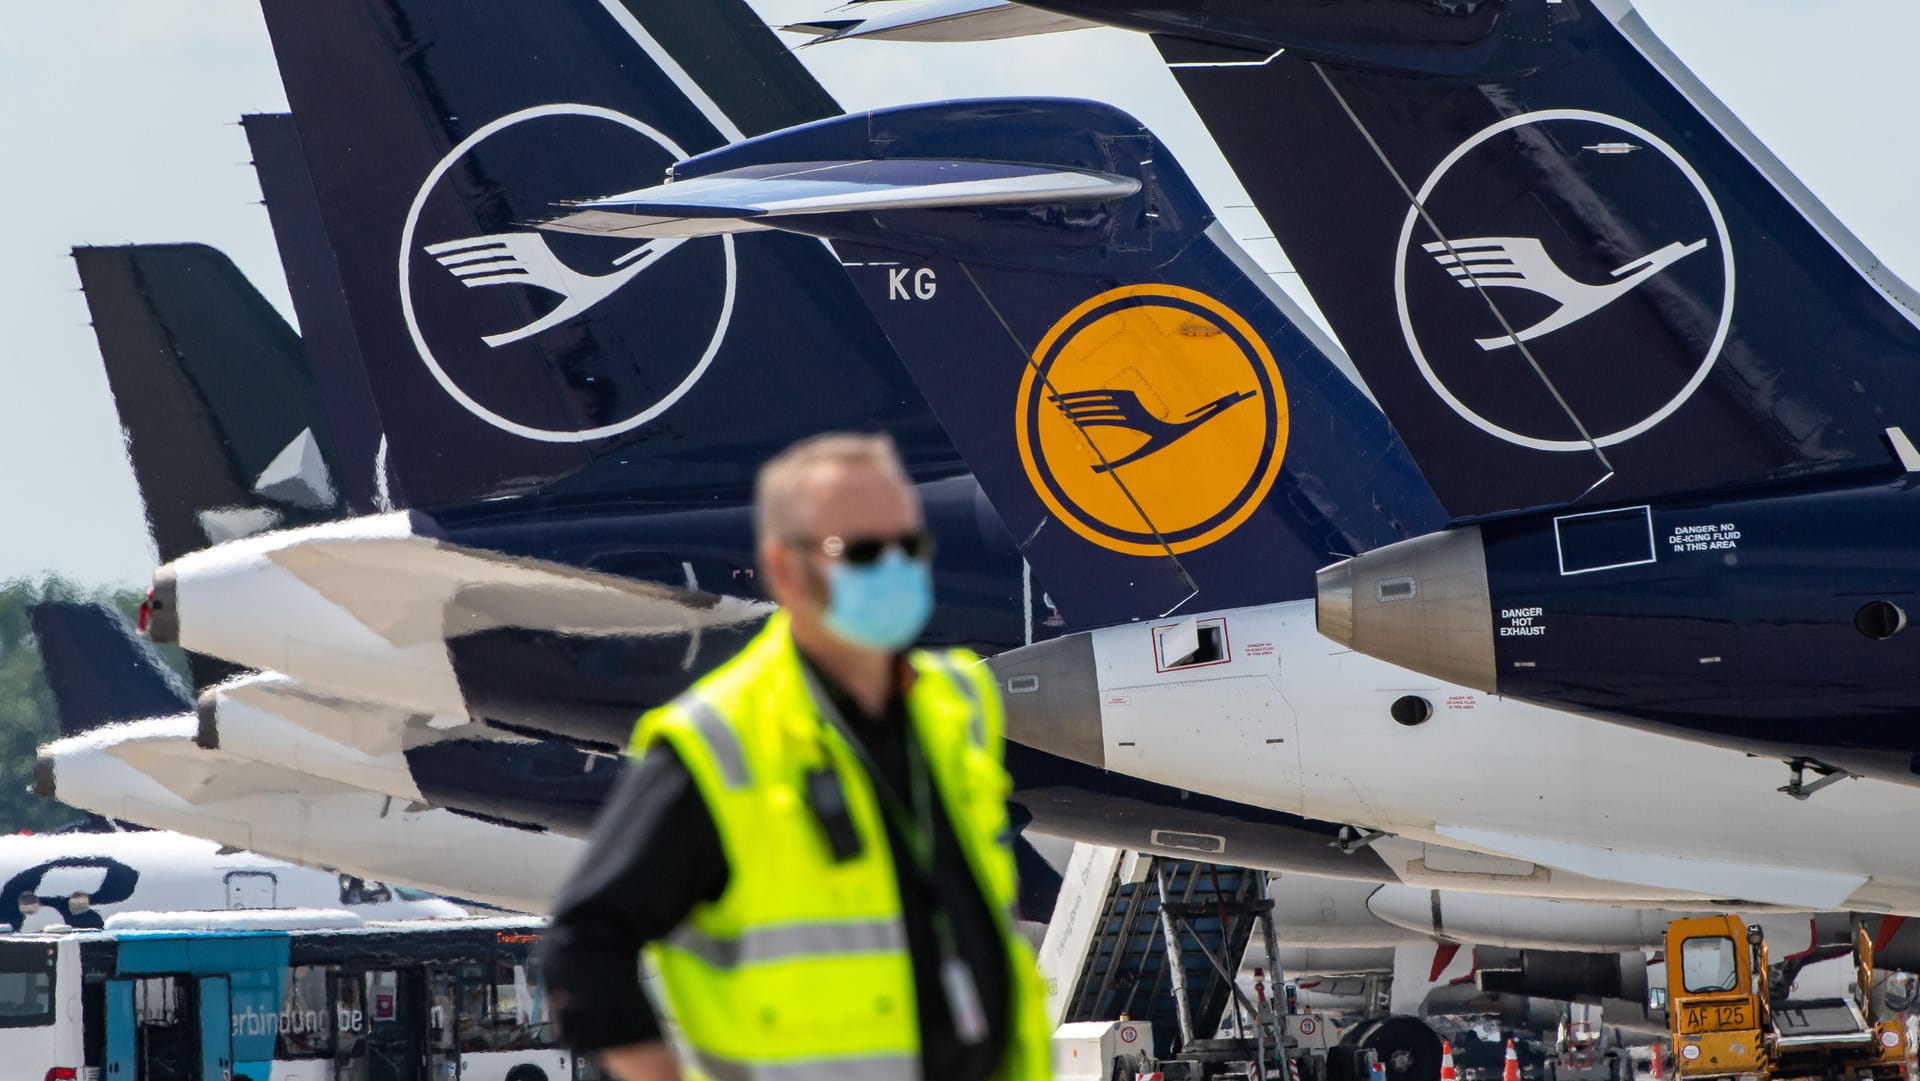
[2,1,1914,589]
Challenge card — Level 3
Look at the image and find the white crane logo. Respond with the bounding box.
[423,233,689,349]
[399,103,737,444]
[1423,234,1708,351]
[1393,109,1735,453]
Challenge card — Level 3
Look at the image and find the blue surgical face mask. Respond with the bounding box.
[822,547,934,652]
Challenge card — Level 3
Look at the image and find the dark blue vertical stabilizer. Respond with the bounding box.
[243,113,391,515]
[617,99,1444,624]
[259,0,962,511]
[32,603,190,734]
[75,243,347,689]
[1106,0,1920,518]
[74,244,343,563]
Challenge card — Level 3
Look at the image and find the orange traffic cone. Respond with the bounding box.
[1503,1039,1522,1081]
[1441,1041,1458,1081]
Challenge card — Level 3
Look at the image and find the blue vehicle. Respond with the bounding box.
[0,914,578,1081]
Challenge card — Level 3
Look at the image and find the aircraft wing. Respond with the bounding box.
[1435,824,1868,911]
[543,158,1140,240]
[782,0,1097,45]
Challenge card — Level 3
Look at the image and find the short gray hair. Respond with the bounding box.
[754,432,908,545]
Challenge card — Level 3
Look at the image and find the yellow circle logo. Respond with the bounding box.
[1016,284,1289,556]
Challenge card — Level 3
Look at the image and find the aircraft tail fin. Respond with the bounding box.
[32,602,191,735]
[257,0,960,511]
[1145,0,1920,517]
[74,244,343,561]
[558,98,1442,623]
[242,113,391,514]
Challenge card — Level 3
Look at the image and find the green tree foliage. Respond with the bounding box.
[0,577,187,834]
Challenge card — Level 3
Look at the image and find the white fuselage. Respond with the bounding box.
[0,829,464,928]
[1087,599,1920,913]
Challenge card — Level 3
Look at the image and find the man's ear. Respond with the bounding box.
[760,540,811,609]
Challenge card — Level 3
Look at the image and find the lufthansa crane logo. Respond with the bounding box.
[1017,285,1287,557]
[1394,109,1735,452]
[400,104,737,443]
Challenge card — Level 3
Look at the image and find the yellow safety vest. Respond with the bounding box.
[631,612,1052,1081]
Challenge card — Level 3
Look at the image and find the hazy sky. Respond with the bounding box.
[2,1,1914,588]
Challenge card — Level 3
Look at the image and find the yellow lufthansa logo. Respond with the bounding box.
[1016,285,1288,557]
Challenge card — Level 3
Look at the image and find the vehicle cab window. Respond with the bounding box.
[338,876,393,905]
[1682,936,1739,993]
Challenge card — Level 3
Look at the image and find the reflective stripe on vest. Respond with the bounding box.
[693,1049,920,1081]
[665,917,908,970]
[682,694,751,788]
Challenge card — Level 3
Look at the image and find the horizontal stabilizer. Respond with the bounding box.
[45,718,362,806]
[38,719,581,912]
[202,673,504,759]
[544,159,1140,239]
[1436,824,1867,910]
[161,511,772,651]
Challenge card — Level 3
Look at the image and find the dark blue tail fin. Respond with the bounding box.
[259,0,961,511]
[31,603,190,735]
[242,113,391,515]
[73,244,344,560]
[1123,0,1920,518]
[561,99,1443,624]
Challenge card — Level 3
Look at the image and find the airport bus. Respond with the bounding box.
[0,910,592,1080]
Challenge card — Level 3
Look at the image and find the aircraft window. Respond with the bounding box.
[1856,601,1907,640]
[1155,619,1229,670]
[1681,935,1740,993]
[1555,506,1656,575]
[1390,696,1433,727]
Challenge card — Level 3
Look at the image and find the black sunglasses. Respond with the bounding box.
[793,530,935,565]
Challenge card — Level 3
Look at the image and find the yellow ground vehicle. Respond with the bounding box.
[1667,914,1907,1081]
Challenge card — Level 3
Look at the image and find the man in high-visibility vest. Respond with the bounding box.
[543,432,1051,1081]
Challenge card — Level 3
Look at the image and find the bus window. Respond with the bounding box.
[133,976,197,1078]
[428,967,458,1078]
[503,959,558,1050]
[0,941,56,1028]
[457,963,490,1053]
[274,965,333,1059]
[461,958,560,1053]
[331,967,369,1070]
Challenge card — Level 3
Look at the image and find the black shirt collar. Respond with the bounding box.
[797,649,910,729]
